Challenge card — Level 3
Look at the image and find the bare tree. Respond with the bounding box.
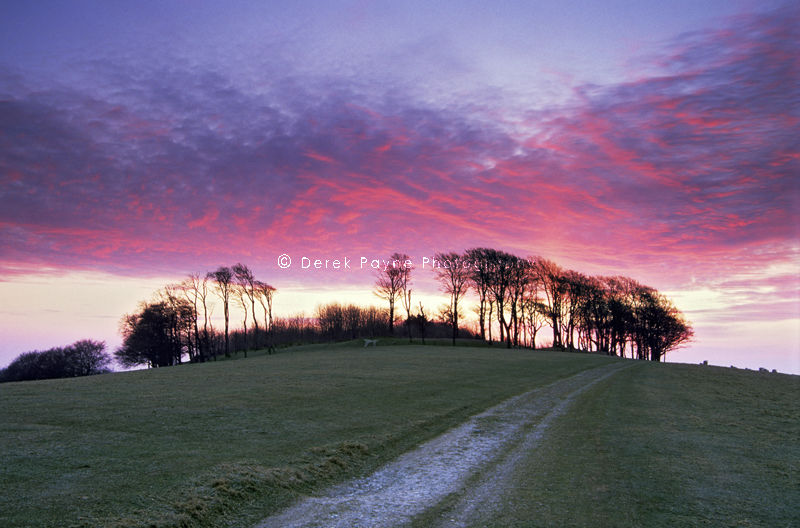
[532,257,567,348]
[507,256,530,347]
[415,302,428,344]
[235,281,250,357]
[374,253,410,335]
[196,273,213,360]
[208,266,234,357]
[158,284,195,363]
[561,269,593,349]
[521,261,546,348]
[179,273,213,362]
[603,276,635,357]
[487,298,494,342]
[465,248,493,341]
[632,287,693,361]
[255,280,276,333]
[395,253,413,342]
[482,248,518,348]
[433,251,470,345]
[522,295,547,348]
[574,275,608,352]
[233,263,259,350]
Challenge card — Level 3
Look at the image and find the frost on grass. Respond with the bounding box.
[85,442,370,528]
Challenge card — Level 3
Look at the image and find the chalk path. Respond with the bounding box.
[255,361,630,528]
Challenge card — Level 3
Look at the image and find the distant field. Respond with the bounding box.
[0,343,797,527]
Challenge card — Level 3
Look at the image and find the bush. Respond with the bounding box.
[1,339,111,383]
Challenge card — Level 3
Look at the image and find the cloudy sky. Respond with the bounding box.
[1,0,798,373]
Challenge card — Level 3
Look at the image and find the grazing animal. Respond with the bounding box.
[363,339,378,348]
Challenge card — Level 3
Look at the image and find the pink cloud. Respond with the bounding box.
[0,5,794,308]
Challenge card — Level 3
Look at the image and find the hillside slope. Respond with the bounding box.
[0,345,796,527]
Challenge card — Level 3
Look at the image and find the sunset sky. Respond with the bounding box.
[1,1,798,373]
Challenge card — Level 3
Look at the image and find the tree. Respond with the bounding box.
[1,340,111,383]
[314,303,391,341]
[465,248,493,341]
[482,248,518,348]
[532,257,567,348]
[414,302,429,344]
[316,303,346,340]
[575,275,610,353]
[116,299,193,368]
[255,280,276,333]
[433,251,471,345]
[178,276,204,362]
[521,267,547,348]
[394,253,413,342]
[159,284,197,362]
[182,273,213,361]
[603,276,638,357]
[506,256,530,347]
[561,269,593,349]
[374,253,410,335]
[255,280,276,352]
[235,281,250,356]
[233,263,259,352]
[65,339,112,376]
[208,266,234,357]
[634,289,694,362]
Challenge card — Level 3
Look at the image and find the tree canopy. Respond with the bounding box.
[1,339,111,383]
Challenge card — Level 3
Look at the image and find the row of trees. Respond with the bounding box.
[315,302,474,343]
[375,249,693,361]
[115,263,276,368]
[0,340,111,383]
[115,250,692,369]
[1,251,691,380]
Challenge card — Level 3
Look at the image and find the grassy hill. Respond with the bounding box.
[0,343,797,527]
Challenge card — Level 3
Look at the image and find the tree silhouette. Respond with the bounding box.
[108,250,692,365]
[178,276,204,362]
[233,263,259,352]
[394,253,413,342]
[183,273,213,361]
[415,302,428,344]
[634,288,694,361]
[208,266,234,357]
[374,253,409,335]
[465,248,493,341]
[433,251,470,345]
[255,280,276,351]
[1,340,110,382]
[116,300,193,368]
[532,257,566,348]
[482,249,519,348]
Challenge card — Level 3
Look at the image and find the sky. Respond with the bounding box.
[1,0,798,373]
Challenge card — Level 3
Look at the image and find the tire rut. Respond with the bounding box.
[255,361,631,528]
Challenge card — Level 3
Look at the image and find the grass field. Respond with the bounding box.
[0,342,797,527]
[459,363,800,527]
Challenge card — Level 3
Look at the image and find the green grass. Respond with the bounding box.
[485,362,800,527]
[0,344,610,528]
[2,346,797,528]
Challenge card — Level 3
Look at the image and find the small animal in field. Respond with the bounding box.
[363,339,378,348]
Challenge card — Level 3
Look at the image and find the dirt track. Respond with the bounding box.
[255,361,629,528]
